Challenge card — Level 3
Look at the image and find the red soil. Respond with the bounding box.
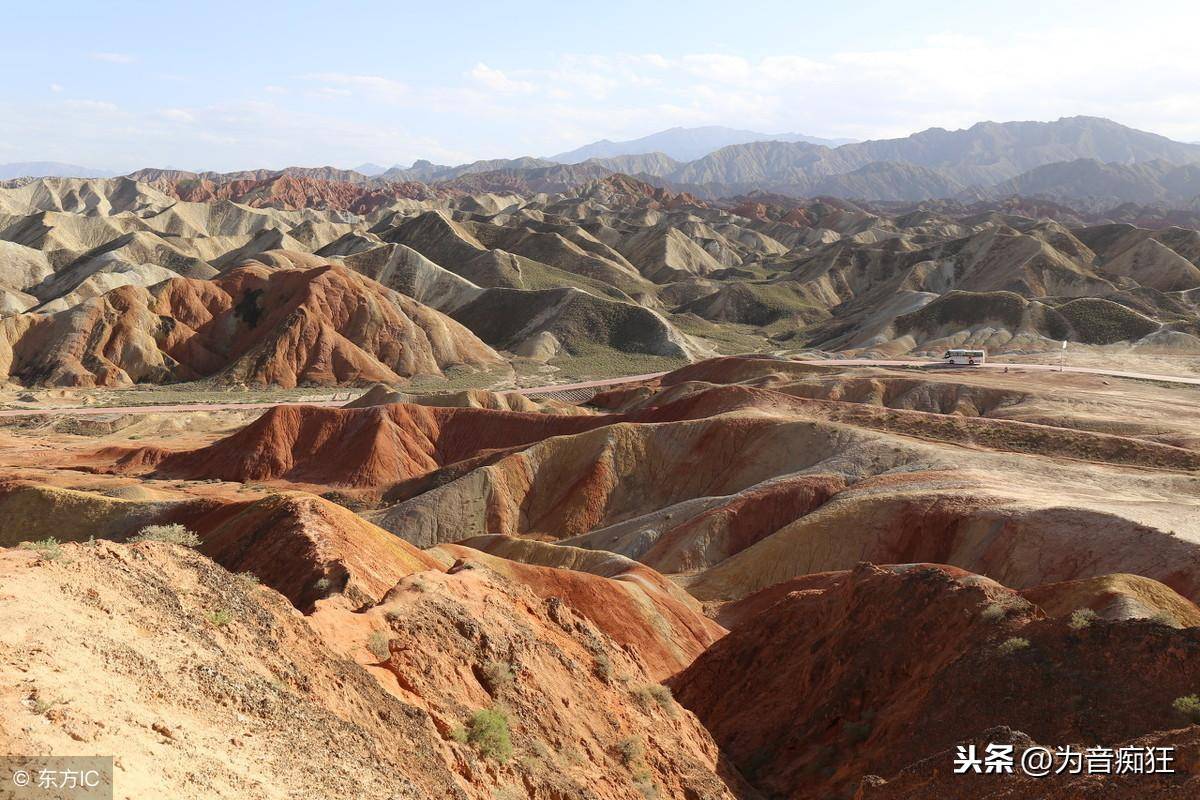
[670,562,1200,799]
[436,543,725,679]
[178,492,442,610]
[133,403,616,486]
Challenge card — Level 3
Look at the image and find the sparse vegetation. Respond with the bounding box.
[456,707,513,763]
[28,694,64,716]
[980,596,1033,622]
[633,775,660,800]
[130,524,201,547]
[1069,608,1099,630]
[592,652,613,682]
[1149,610,1181,628]
[206,609,233,628]
[616,735,645,766]
[367,630,391,661]
[981,603,1008,622]
[632,684,675,715]
[1053,297,1159,345]
[478,660,515,694]
[616,736,658,797]
[236,571,261,588]
[18,537,62,561]
[996,636,1031,655]
[1172,695,1200,724]
[314,577,333,593]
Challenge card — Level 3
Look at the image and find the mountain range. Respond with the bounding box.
[546,125,858,163]
[0,161,115,180]
[7,118,1200,208]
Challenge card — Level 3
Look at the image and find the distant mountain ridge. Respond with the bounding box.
[548,125,858,163]
[0,161,116,180]
[106,117,1200,208]
[974,158,1200,209]
[653,117,1200,197]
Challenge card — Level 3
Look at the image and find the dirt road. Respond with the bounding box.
[0,360,1195,418]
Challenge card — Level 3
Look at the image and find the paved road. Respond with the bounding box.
[0,399,347,418]
[514,371,669,396]
[0,359,1196,418]
[791,358,1200,386]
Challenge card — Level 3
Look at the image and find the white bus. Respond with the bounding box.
[943,348,986,366]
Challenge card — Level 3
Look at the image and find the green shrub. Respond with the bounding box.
[206,609,233,628]
[236,572,260,588]
[367,630,391,661]
[981,603,1007,622]
[18,538,62,561]
[1172,695,1200,724]
[996,637,1030,655]
[130,524,201,547]
[1069,608,1098,630]
[28,694,64,716]
[461,707,512,763]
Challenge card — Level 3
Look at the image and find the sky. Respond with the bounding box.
[3,0,1199,172]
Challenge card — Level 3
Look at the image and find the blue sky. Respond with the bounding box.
[3,0,1198,171]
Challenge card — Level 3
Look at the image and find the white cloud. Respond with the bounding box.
[49,83,63,93]
[62,99,119,113]
[9,19,1200,172]
[89,52,135,64]
[680,54,752,82]
[304,73,408,102]
[468,63,534,94]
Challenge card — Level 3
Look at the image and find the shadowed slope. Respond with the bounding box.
[670,563,1200,799]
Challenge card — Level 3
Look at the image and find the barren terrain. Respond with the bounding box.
[3,166,1200,799]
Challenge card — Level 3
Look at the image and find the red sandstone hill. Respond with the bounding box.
[431,541,725,680]
[180,491,443,610]
[129,403,616,487]
[669,563,1200,799]
[0,538,752,799]
[153,174,448,212]
[1,261,502,387]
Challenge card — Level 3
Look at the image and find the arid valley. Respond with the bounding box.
[2,135,1200,797]
[5,6,1200,791]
